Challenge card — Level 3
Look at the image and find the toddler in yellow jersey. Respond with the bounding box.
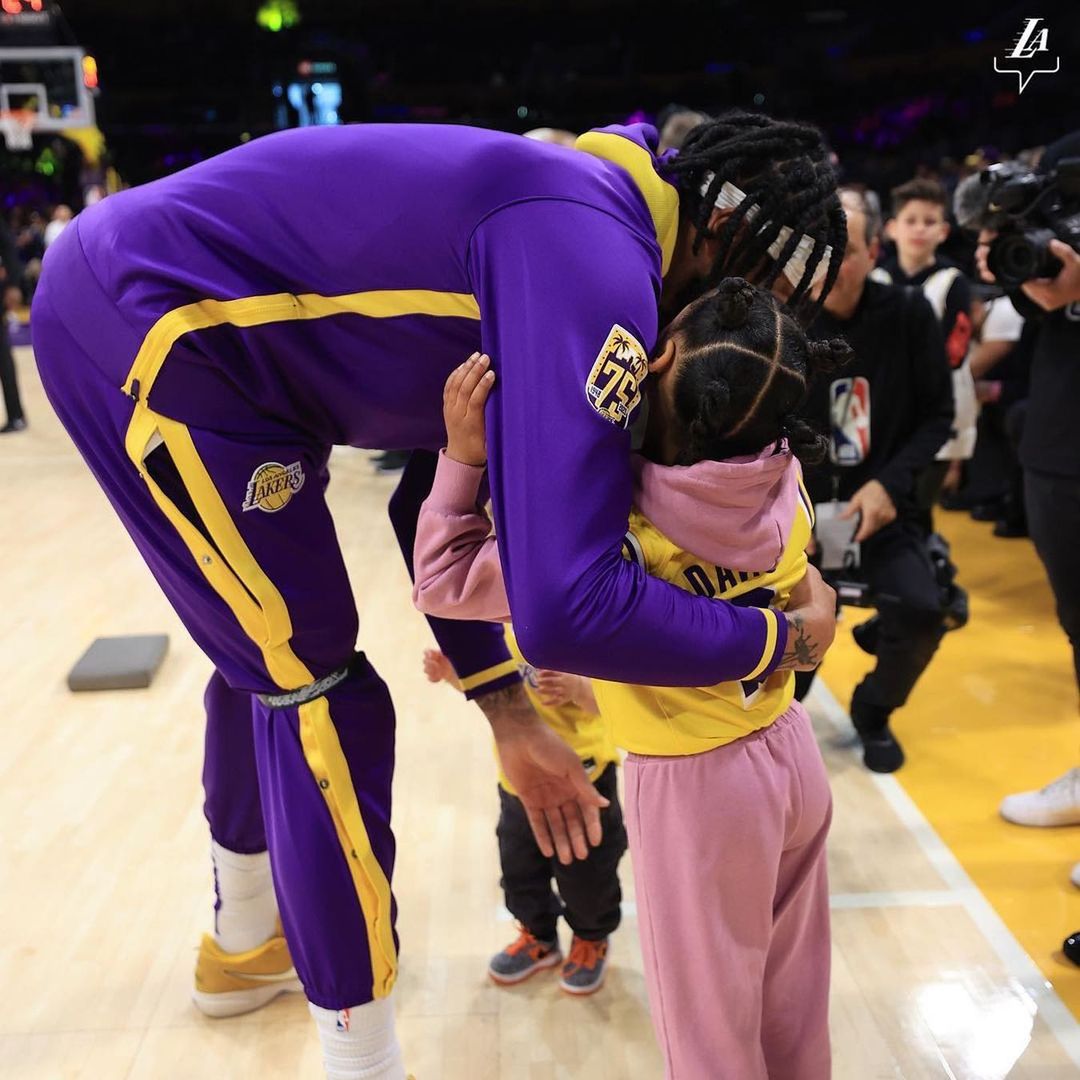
[414,278,849,1079]
[422,627,626,995]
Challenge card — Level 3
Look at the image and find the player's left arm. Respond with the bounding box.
[395,447,605,866]
[388,451,520,700]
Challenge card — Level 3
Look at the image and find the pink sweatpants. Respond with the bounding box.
[624,702,832,1080]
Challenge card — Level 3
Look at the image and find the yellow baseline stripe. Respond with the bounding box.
[123,288,481,400]
[299,697,398,998]
[819,508,1080,1020]
[743,607,780,683]
[459,658,521,693]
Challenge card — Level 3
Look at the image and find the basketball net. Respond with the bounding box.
[1,110,35,152]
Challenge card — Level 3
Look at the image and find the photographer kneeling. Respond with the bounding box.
[801,188,954,772]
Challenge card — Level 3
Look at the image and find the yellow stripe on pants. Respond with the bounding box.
[299,696,398,997]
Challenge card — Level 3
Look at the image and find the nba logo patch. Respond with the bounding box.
[829,377,871,466]
[241,461,305,513]
[336,1008,351,1032]
[585,324,649,428]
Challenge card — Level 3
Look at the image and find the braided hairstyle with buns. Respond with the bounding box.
[665,110,846,319]
[672,277,851,466]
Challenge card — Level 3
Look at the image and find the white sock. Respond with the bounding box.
[309,996,405,1080]
[211,841,279,953]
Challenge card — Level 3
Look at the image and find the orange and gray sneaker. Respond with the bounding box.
[488,926,562,985]
[559,935,609,995]
[193,929,303,1017]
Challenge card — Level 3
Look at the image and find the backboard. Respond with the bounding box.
[0,46,96,135]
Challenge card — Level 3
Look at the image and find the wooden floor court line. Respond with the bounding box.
[812,679,1080,1070]
[4,344,1080,1078]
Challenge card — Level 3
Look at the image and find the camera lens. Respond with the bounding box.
[987,229,1058,287]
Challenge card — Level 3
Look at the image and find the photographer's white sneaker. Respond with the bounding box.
[1000,767,1080,827]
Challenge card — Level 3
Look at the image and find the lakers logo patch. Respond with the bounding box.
[241,461,305,513]
[585,324,648,428]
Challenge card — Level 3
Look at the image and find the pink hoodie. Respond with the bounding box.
[413,445,802,623]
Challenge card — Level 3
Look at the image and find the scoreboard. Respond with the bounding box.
[0,0,53,30]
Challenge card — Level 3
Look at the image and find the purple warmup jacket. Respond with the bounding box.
[64,122,786,686]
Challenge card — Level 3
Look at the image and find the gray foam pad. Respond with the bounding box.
[67,634,170,692]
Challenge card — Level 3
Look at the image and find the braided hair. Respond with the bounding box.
[665,110,847,319]
[672,278,851,467]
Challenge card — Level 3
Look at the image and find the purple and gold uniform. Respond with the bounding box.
[594,490,813,756]
[31,122,787,1010]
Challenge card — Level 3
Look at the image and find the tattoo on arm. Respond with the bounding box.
[776,612,821,671]
[475,682,535,727]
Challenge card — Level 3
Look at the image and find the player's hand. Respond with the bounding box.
[778,564,836,672]
[422,648,457,685]
[842,479,896,542]
[443,352,495,467]
[478,684,608,864]
[1021,239,1080,312]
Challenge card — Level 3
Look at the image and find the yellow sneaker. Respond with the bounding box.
[193,931,303,1017]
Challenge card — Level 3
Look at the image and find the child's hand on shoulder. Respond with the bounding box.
[535,670,599,713]
[423,648,460,688]
[535,669,577,707]
[443,352,495,467]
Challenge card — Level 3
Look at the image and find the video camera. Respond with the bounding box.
[819,532,968,632]
[954,158,1080,287]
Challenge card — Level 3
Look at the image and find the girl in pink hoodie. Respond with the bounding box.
[414,278,849,1079]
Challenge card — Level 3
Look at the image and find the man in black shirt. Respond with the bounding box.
[990,133,1080,903]
[803,189,954,772]
[960,130,1080,966]
[1014,274,1080,704]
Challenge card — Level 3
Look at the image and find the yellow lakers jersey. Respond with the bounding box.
[593,486,814,757]
[497,624,620,795]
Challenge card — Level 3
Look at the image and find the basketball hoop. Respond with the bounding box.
[1,110,35,152]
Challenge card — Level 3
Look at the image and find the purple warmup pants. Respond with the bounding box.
[32,247,398,1009]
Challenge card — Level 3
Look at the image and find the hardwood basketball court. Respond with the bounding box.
[2,346,1079,1078]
